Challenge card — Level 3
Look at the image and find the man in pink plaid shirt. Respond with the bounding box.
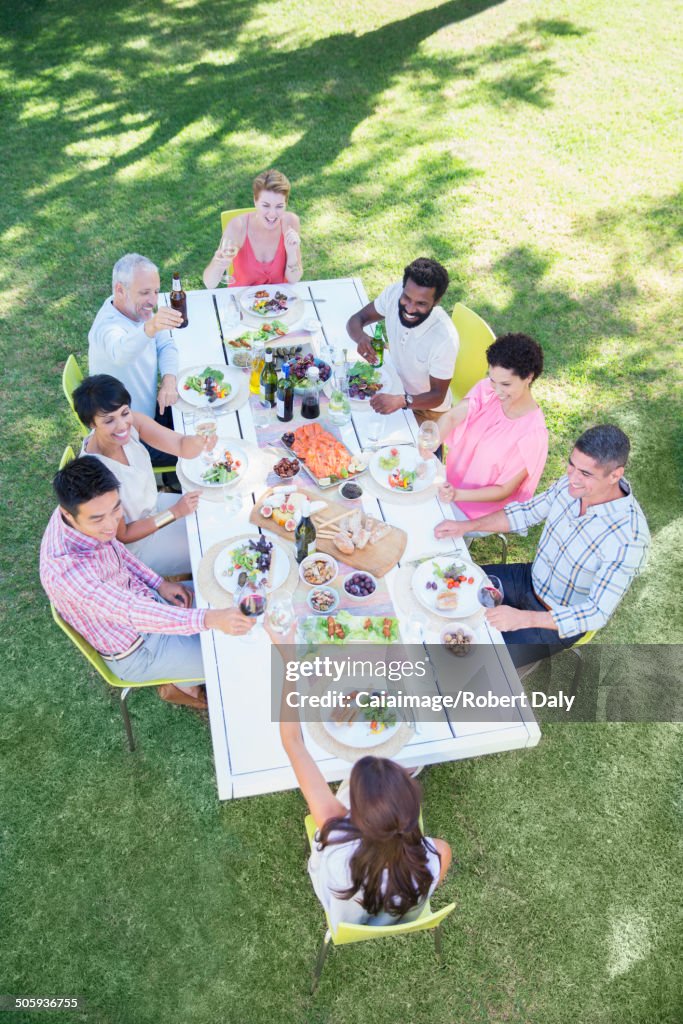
[40,456,253,711]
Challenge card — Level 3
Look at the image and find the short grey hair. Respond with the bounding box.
[112,253,158,292]
[575,424,630,469]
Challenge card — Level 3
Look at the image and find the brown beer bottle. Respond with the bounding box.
[170,272,188,328]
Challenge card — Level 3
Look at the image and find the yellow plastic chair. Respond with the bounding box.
[220,206,255,234]
[450,302,495,402]
[448,305,507,561]
[50,604,203,752]
[305,815,455,994]
[219,207,254,282]
[61,354,173,478]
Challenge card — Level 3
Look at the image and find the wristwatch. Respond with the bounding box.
[404,393,414,408]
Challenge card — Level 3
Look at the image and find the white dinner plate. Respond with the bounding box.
[323,692,401,748]
[179,444,249,489]
[213,538,290,595]
[411,558,486,618]
[369,445,437,494]
[176,364,234,408]
[346,362,400,408]
[240,286,305,322]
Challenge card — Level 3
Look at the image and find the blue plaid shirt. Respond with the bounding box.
[504,476,650,638]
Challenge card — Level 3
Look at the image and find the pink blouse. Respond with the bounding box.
[445,378,548,519]
[230,216,287,287]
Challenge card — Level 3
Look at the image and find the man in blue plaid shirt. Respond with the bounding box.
[435,425,650,664]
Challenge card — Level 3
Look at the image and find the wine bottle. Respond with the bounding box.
[276,364,294,422]
[295,499,317,563]
[260,349,278,407]
[170,272,188,328]
[300,365,321,419]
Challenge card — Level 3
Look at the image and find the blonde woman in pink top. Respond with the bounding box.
[203,169,302,289]
[435,333,548,533]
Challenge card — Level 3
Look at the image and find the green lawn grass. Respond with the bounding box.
[1,1,682,1021]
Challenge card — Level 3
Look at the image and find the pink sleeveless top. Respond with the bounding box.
[230,216,287,287]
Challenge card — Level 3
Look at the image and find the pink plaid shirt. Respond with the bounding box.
[40,508,206,656]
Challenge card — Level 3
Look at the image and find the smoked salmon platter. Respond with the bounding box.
[279,423,368,490]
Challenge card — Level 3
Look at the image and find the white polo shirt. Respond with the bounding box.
[374,281,459,412]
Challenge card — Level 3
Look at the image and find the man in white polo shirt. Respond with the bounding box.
[345,257,459,424]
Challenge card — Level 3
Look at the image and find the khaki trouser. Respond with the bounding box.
[413,408,445,426]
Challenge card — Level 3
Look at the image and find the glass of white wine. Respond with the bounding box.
[222,241,239,287]
[192,409,218,463]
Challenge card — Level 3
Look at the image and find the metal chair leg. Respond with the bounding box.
[496,533,508,564]
[433,924,443,961]
[119,688,136,752]
[311,929,332,994]
[567,647,584,698]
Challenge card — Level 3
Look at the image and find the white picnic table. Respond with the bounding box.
[167,279,540,799]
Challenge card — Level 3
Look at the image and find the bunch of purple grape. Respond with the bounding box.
[425,581,438,591]
[344,573,376,597]
[249,536,273,573]
[287,354,331,383]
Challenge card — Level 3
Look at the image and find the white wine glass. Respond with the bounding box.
[223,487,243,517]
[267,593,295,636]
[192,409,218,463]
[222,241,239,287]
[417,421,440,461]
[365,413,384,452]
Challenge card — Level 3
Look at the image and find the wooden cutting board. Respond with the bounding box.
[249,486,407,578]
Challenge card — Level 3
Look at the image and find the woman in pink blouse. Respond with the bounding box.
[437,333,548,525]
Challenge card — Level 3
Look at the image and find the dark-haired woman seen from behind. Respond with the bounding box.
[436,333,548,530]
[272,634,451,930]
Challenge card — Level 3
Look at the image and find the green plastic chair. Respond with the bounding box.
[50,604,203,752]
[59,445,76,470]
[62,353,174,478]
[62,354,88,438]
[450,302,495,402]
[305,815,456,994]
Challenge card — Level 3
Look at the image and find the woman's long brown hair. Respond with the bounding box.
[317,757,438,918]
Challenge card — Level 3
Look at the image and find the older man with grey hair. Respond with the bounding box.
[88,254,183,465]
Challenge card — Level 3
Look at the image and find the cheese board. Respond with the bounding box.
[249,486,407,578]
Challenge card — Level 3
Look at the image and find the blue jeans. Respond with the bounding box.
[481,562,584,668]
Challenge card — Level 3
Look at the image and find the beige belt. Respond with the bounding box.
[101,636,144,662]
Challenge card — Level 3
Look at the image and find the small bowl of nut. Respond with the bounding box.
[299,553,339,587]
[440,622,476,656]
[273,456,300,480]
[307,587,340,615]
